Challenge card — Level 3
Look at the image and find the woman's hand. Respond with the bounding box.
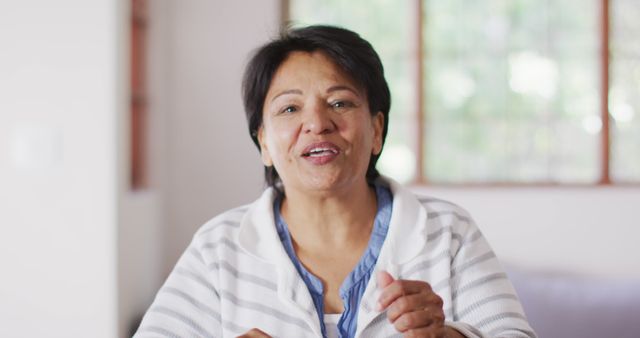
[377,271,464,338]
[236,328,272,338]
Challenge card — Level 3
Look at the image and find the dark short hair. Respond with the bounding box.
[242,25,391,192]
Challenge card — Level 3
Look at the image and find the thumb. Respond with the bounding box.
[237,328,272,338]
[377,270,395,289]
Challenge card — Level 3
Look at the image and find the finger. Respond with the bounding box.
[393,309,445,333]
[236,328,272,338]
[377,270,395,289]
[378,280,434,310]
[386,293,438,322]
[402,326,446,338]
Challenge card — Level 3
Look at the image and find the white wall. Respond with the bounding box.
[150,0,280,276]
[0,2,283,336]
[119,190,163,337]
[0,1,123,337]
[413,186,640,279]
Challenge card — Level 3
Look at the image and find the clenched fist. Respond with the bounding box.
[377,271,464,338]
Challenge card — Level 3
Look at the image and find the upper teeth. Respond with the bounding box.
[310,147,336,154]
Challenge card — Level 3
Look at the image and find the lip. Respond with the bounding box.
[300,141,341,165]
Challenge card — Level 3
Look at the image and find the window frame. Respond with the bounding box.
[130,0,148,190]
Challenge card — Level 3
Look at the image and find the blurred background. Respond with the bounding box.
[0,0,638,337]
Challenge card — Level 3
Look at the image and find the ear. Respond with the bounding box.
[257,127,273,166]
[371,112,384,155]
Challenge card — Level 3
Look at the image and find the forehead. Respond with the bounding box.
[266,51,362,96]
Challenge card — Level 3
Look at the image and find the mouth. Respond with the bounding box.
[301,142,341,158]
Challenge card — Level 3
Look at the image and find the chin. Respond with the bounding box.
[304,178,340,192]
[298,173,362,194]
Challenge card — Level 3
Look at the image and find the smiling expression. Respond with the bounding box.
[258,51,384,195]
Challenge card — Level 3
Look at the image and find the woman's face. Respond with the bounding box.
[258,51,384,195]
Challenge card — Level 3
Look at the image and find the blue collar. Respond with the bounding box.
[273,183,393,338]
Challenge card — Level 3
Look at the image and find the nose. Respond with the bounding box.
[303,102,336,135]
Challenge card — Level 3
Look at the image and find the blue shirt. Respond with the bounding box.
[274,184,393,338]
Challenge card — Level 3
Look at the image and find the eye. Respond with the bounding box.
[331,100,354,109]
[281,105,298,114]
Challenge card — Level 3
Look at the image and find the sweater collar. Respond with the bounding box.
[378,178,428,267]
[237,187,285,263]
[236,178,430,337]
[237,177,428,266]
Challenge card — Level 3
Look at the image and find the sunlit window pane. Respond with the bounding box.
[290,0,416,183]
[611,0,640,182]
[290,0,637,184]
[423,0,601,183]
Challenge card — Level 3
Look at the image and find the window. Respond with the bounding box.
[288,0,640,184]
[611,0,640,182]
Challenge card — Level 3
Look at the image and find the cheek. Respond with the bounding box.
[353,119,376,150]
[264,122,298,160]
[344,123,375,164]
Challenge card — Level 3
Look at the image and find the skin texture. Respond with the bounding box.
[240,51,463,337]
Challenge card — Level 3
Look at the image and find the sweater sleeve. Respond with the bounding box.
[133,235,222,338]
[446,212,537,338]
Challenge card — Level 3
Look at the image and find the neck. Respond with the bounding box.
[280,180,378,251]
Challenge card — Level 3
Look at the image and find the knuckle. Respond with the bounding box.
[404,314,415,327]
[433,294,444,308]
[404,328,438,338]
[393,280,406,292]
[401,280,417,292]
[386,306,400,322]
[427,327,445,338]
[394,319,407,332]
[403,312,419,327]
[403,329,418,338]
[396,296,411,311]
[433,310,445,323]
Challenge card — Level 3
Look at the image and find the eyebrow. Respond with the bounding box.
[269,85,361,103]
[326,85,360,97]
[270,89,302,102]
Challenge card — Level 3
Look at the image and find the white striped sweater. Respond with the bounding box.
[135,179,537,338]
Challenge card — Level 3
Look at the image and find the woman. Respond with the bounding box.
[135,26,536,338]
